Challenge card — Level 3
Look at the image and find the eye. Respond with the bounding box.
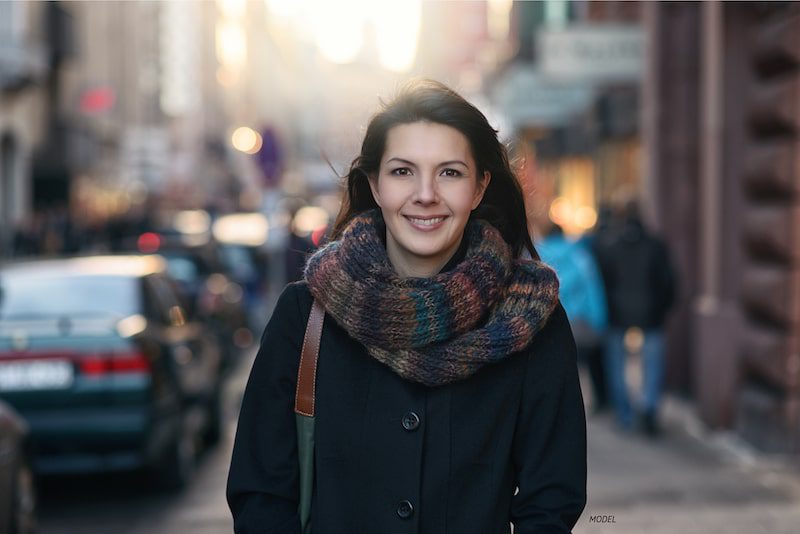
[390,167,411,176]
[441,168,463,177]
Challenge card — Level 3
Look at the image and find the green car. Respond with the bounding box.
[0,255,225,491]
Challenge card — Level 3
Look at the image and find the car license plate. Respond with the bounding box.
[0,360,74,391]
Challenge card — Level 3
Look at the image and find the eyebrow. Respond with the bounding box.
[385,157,469,168]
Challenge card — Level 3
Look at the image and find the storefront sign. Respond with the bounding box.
[491,64,594,128]
[538,25,643,84]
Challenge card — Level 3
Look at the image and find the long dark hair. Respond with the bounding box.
[330,78,538,260]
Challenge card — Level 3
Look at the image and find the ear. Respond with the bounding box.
[472,170,491,210]
[367,173,382,208]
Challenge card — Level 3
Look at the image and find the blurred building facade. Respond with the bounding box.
[0,1,66,255]
[645,1,800,454]
[67,0,229,218]
[1,0,234,255]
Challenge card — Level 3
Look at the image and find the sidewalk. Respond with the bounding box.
[577,391,800,534]
[144,299,800,534]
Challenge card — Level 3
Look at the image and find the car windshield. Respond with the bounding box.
[0,274,139,319]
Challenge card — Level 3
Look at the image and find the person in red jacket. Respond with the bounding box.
[227,79,587,533]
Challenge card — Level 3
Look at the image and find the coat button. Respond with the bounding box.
[396,499,414,519]
[401,411,420,431]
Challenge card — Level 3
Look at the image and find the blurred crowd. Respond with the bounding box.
[10,204,153,259]
[537,200,676,438]
[11,206,93,258]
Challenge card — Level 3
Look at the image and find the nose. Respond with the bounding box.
[413,174,439,205]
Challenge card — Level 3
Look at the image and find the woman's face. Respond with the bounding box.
[368,121,490,277]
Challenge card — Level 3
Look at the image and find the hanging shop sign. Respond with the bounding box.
[490,64,594,128]
[538,25,643,84]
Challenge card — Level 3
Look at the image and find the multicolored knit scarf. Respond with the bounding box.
[303,209,560,387]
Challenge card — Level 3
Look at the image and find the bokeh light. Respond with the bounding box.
[231,127,263,155]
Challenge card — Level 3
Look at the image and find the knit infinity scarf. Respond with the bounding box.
[303,209,560,387]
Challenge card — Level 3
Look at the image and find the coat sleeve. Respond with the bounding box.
[226,283,306,534]
[510,303,588,533]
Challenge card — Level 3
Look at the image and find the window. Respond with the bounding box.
[0,274,139,319]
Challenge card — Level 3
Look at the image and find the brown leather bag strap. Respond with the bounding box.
[295,299,325,417]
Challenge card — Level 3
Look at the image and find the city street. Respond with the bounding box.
[3,2,799,534]
[36,345,800,533]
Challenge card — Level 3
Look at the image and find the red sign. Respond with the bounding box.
[80,87,116,114]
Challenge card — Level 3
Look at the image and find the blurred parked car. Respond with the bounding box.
[216,241,267,315]
[0,255,224,491]
[208,213,271,328]
[0,400,36,534]
[155,245,253,371]
[119,211,258,366]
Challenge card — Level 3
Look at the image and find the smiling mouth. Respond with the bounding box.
[404,216,448,227]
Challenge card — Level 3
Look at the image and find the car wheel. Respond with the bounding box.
[10,458,37,534]
[156,428,196,492]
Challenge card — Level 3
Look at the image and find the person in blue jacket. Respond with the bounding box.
[538,222,609,413]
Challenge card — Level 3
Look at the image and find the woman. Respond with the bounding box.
[227,79,587,533]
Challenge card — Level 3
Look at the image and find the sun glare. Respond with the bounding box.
[264,0,421,72]
[372,1,421,72]
[216,21,247,69]
[312,0,367,64]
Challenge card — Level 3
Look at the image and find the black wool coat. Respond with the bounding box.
[227,280,587,534]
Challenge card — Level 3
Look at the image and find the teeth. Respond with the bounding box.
[408,217,444,226]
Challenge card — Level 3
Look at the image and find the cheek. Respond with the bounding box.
[452,184,483,213]
[377,185,403,210]
[373,184,406,213]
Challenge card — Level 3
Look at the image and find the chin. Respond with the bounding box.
[407,241,455,259]
[409,248,446,259]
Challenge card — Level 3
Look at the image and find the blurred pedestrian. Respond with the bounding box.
[576,204,618,414]
[227,79,587,532]
[601,201,676,437]
[538,222,609,414]
[12,214,41,257]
